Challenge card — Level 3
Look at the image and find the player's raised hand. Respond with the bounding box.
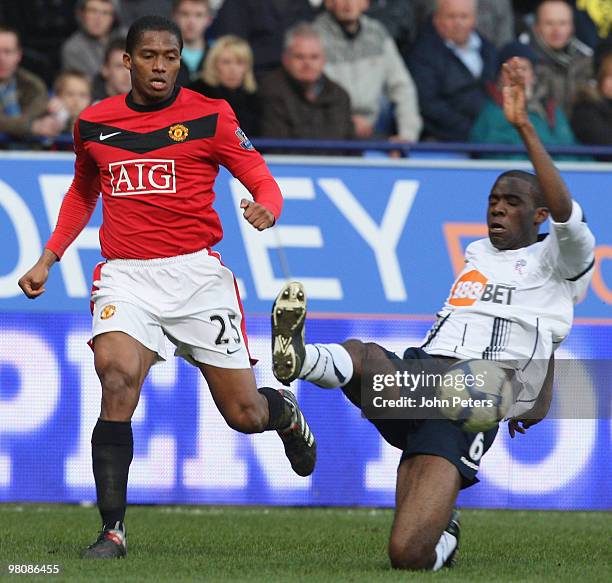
[502,57,530,130]
[240,199,275,231]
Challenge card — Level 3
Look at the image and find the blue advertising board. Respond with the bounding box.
[1,155,611,316]
[0,154,610,510]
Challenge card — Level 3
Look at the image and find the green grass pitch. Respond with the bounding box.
[0,505,610,582]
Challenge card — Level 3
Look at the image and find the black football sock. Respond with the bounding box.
[258,387,294,431]
[91,419,133,529]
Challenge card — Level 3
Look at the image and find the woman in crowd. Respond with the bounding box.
[190,35,259,136]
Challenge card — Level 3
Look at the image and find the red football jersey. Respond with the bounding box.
[46,87,282,260]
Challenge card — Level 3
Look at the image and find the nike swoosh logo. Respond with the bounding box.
[99,131,122,141]
[227,347,241,355]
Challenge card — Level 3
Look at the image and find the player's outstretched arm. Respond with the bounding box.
[502,58,572,222]
[18,248,59,299]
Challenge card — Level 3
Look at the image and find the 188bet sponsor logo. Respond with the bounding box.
[449,270,515,306]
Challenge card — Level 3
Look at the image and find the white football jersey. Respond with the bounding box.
[422,201,595,416]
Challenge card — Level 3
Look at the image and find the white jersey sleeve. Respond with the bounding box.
[547,200,595,281]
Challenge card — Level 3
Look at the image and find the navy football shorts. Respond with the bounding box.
[364,346,498,489]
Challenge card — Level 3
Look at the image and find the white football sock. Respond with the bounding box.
[300,343,353,388]
[432,531,457,571]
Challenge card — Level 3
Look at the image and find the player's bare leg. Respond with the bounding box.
[388,455,461,570]
[199,364,316,476]
[83,332,157,559]
[337,339,397,406]
[95,332,156,421]
[285,307,463,570]
[342,342,464,570]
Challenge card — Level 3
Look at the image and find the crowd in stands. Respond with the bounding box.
[0,0,610,156]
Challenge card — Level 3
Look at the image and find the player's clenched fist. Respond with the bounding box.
[18,249,57,299]
[240,199,275,231]
[18,264,49,299]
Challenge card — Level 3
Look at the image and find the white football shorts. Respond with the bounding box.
[90,248,252,369]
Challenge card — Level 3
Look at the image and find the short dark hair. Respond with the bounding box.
[0,25,21,49]
[494,170,547,208]
[104,37,126,63]
[125,15,183,55]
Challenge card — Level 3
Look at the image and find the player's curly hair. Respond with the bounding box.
[126,15,183,55]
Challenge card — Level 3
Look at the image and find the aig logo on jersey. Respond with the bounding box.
[109,159,176,196]
[449,270,516,306]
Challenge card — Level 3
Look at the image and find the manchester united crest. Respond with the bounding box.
[168,123,189,142]
[100,305,116,320]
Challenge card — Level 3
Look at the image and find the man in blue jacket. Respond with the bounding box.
[407,0,497,142]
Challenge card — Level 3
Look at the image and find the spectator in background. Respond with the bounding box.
[173,0,211,85]
[412,0,515,48]
[366,0,418,56]
[0,0,79,87]
[259,23,353,146]
[92,37,131,101]
[207,0,318,77]
[314,0,422,142]
[520,0,593,116]
[190,36,259,136]
[470,43,577,157]
[61,0,118,79]
[47,71,92,134]
[571,47,612,159]
[0,26,57,140]
[118,0,173,23]
[476,0,516,47]
[407,0,497,142]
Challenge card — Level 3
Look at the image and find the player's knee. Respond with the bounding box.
[341,339,366,375]
[96,363,139,400]
[388,537,433,571]
[224,401,267,434]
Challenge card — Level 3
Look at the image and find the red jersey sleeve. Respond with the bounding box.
[212,100,283,220]
[237,163,283,221]
[45,120,101,259]
[212,100,264,178]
